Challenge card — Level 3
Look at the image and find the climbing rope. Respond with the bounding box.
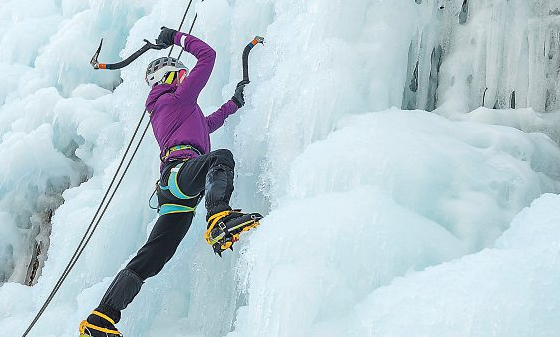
[178,0,204,59]
[169,0,195,57]
[21,2,199,336]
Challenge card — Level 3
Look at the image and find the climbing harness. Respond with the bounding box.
[159,162,200,200]
[159,203,197,216]
[156,160,203,216]
[160,144,202,162]
[154,144,204,211]
[150,143,203,214]
[149,176,201,216]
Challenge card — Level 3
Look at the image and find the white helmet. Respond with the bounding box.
[145,56,189,86]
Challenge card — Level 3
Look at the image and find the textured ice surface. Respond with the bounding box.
[0,0,560,336]
[403,0,560,113]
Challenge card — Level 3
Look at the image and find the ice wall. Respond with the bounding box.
[0,0,559,336]
[228,108,560,337]
[403,0,560,113]
[0,0,152,285]
[241,193,560,337]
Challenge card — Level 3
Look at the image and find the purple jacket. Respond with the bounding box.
[146,32,238,167]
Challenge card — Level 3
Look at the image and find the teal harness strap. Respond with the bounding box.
[156,160,202,216]
[167,162,201,200]
[159,203,195,215]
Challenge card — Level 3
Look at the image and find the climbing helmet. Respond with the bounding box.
[145,57,188,87]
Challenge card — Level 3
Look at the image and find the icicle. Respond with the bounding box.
[459,0,469,25]
[545,89,554,112]
[410,62,419,93]
[426,45,443,111]
[402,36,420,110]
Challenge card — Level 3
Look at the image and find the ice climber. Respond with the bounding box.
[79,27,262,337]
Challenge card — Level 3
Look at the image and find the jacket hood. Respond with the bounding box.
[146,84,176,111]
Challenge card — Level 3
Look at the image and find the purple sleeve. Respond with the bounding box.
[174,32,216,105]
[206,100,239,133]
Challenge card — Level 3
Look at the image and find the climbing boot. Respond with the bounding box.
[205,209,262,256]
[79,311,122,337]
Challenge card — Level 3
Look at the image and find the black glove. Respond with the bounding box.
[231,80,249,108]
[156,26,177,48]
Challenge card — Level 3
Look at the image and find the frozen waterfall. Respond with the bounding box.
[1,0,560,336]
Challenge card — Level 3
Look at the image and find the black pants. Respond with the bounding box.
[96,149,235,323]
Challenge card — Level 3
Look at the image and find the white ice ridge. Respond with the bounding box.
[229,110,560,337]
[0,0,560,336]
[233,193,560,337]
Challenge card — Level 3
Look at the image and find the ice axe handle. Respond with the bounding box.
[242,36,264,82]
[91,39,165,70]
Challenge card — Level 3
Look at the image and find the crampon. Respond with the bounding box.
[79,321,122,337]
[79,311,122,337]
[205,210,262,256]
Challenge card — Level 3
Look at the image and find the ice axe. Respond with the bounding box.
[90,35,264,73]
[90,38,166,70]
[241,36,265,83]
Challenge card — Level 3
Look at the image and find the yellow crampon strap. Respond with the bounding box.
[93,311,116,325]
[205,210,231,245]
[79,311,122,336]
